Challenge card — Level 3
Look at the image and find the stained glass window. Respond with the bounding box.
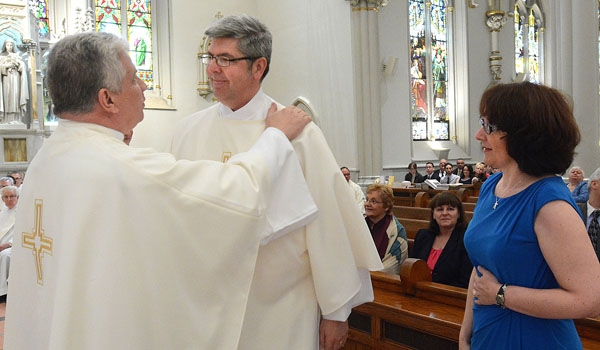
[514,1,543,83]
[409,0,449,141]
[96,0,153,90]
[30,0,51,39]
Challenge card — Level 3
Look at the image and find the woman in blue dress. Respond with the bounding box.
[459,82,600,349]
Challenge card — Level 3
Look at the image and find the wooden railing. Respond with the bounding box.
[392,183,480,208]
[344,259,600,349]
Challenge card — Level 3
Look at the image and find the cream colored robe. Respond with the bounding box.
[171,90,384,349]
[5,119,317,349]
[348,179,366,215]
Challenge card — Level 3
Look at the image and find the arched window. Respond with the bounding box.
[95,0,173,109]
[96,0,152,89]
[409,0,450,141]
[30,0,51,39]
[514,0,544,83]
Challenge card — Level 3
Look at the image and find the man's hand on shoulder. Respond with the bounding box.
[265,103,311,141]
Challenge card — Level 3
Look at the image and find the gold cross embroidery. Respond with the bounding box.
[22,199,53,286]
[222,152,232,163]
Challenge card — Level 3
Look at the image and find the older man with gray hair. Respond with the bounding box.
[578,167,600,261]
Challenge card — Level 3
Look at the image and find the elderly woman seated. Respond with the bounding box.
[566,166,588,203]
[409,192,472,288]
[364,183,408,274]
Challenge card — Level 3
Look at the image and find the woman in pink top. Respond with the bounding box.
[409,192,472,288]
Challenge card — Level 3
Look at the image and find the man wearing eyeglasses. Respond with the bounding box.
[171,14,383,350]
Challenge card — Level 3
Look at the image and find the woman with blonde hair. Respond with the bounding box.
[364,183,408,274]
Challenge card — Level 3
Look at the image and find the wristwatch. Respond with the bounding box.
[495,284,507,309]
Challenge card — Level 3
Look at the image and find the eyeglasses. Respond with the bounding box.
[479,117,498,135]
[200,54,256,67]
[365,199,382,205]
[1,195,17,199]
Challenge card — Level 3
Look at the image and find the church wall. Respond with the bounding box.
[567,0,600,176]
[379,0,412,171]
[258,0,359,171]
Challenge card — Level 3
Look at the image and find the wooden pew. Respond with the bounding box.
[392,186,476,207]
[396,217,429,240]
[465,196,479,203]
[345,259,600,349]
[393,205,474,223]
[462,202,476,212]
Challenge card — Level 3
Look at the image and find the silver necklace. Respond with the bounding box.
[493,196,499,210]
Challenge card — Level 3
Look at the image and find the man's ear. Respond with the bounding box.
[97,88,118,113]
[252,57,268,80]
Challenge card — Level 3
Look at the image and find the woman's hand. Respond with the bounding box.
[472,266,502,306]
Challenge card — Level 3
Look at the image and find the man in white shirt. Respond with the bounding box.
[440,162,460,184]
[171,15,383,350]
[4,32,316,350]
[341,166,366,215]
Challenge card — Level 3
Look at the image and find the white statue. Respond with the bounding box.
[0,39,28,124]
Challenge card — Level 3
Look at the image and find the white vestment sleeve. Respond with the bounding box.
[231,127,318,245]
[321,268,374,321]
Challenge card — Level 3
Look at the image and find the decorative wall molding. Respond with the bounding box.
[346,0,389,12]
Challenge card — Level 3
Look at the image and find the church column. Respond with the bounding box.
[347,0,386,176]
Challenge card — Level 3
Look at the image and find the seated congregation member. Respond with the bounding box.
[423,161,437,180]
[365,183,408,274]
[409,192,472,288]
[453,158,466,177]
[0,176,14,188]
[341,166,366,215]
[405,161,424,183]
[0,186,17,298]
[567,166,588,203]
[440,163,460,184]
[473,162,487,183]
[577,167,600,261]
[459,164,474,185]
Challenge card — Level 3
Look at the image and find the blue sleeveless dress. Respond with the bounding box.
[464,172,582,349]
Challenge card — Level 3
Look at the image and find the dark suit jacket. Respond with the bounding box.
[405,172,424,183]
[409,227,473,288]
[431,170,443,181]
[578,202,587,222]
[423,172,436,180]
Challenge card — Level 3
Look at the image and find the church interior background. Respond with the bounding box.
[0,0,598,181]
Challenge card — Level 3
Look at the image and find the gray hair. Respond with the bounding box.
[0,177,14,185]
[589,168,600,182]
[47,32,129,115]
[569,166,584,177]
[0,185,17,196]
[205,15,272,81]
